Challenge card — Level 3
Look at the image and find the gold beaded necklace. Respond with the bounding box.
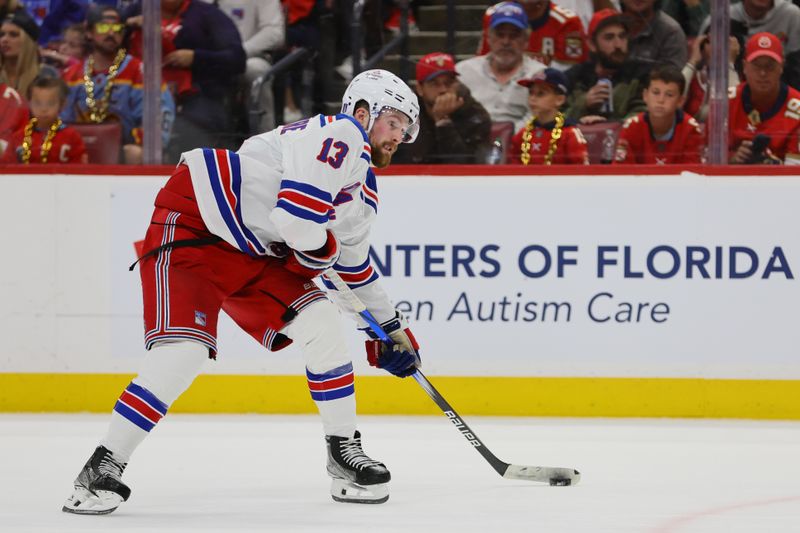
[520,112,565,165]
[83,48,127,123]
[21,118,62,164]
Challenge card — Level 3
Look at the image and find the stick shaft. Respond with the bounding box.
[324,269,509,476]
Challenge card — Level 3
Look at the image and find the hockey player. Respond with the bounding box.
[1,76,86,164]
[729,32,800,164]
[477,0,588,70]
[61,69,422,514]
[508,67,589,164]
[614,64,706,165]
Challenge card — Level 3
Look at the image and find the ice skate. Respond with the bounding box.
[62,445,131,515]
[326,430,390,504]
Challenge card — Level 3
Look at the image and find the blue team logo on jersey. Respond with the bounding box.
[194,311,207,327]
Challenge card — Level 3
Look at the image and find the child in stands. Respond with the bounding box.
[614,64,705,164]
[509,67,589,165]
[2,76,86,164]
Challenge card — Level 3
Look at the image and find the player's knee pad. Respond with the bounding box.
[133,340,208,406]
[285,300,349,374]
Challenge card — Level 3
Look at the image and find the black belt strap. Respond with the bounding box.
[128,236,222,271]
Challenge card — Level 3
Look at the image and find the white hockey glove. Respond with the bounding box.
[363,311,421,378]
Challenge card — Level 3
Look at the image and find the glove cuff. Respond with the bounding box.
[360,310,406,339]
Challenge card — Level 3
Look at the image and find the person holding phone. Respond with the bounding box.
[729,32,800,164]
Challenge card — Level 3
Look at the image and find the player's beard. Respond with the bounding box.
[371,141,394,168]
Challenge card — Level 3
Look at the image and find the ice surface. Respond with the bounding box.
[1,414,799,532]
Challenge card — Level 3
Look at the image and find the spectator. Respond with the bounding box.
[393,52,491,164]
[39,22,86,73]
[555,0,618,32]
[61,5,174,164]
[729,32,800,164]
[0,80,28,154]
[698,0,800,89]
[2,75,86,163]
[682,31,741,121]
[620,0,687,68]
[614,64,705,164]
[661,0,708,38]
[564,8,648,123]
[0,0,27,21]
[478,1,588,71]
[124,0,246,161]
[20,0,87,45]
[456,1,546,130]
[275,0,322,123]
[213,0,284,133]
[0,10,43,97]
[508,67,589,164]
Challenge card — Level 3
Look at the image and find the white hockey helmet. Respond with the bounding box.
[341,69,420,143]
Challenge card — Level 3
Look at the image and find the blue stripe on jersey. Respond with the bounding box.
[275,199,330,224]
[319,115,326,128]
[365,169,378,194]
[113,400,156,432]
[309,384,355,402]
[202,148,256,257]
[127,382,168,414]
[360,153,371,164]
[334,259,370,273]
[229,152,266,254]
[280,179,333,204]
[363,193,377,213]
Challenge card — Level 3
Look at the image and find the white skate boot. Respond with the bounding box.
[326,430,390,504]
[62,445,131,515]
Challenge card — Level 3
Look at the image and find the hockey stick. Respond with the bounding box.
[324,269,581,486]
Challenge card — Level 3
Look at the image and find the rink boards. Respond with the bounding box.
[1,165,799,418]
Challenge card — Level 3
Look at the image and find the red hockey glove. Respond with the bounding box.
[363,311,421,378]
[284,230,340,279]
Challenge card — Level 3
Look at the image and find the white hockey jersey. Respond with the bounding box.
[180,114,396,325]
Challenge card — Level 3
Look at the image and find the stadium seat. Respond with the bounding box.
[577,121,622,164]
[71,123,122,164]
[489,121,515,164]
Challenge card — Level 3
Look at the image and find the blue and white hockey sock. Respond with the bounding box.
[307,362,357,438]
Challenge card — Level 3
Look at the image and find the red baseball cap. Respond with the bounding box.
[745,32,784,64]
[416,52,459,84]
[588,8,628,39]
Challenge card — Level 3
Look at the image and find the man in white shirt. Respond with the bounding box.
[456,1,546,131]
[213,0,285,132]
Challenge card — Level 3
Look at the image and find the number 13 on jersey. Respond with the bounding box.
[317,137,349,169]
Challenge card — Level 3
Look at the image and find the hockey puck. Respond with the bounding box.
[549,478,571,486]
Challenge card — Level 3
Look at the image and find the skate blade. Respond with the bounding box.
[62,486,123,515]
[330,479,389,504]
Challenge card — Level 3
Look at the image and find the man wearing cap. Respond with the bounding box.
[476,1,588,71]
[508,67,589,164]
[698,0,800,89]
[564,8,649,124]
[456,1,546,131]
[621,0,687,68]
[393,52,491,164]
[60,4,175,164]
[729,32,800,164]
